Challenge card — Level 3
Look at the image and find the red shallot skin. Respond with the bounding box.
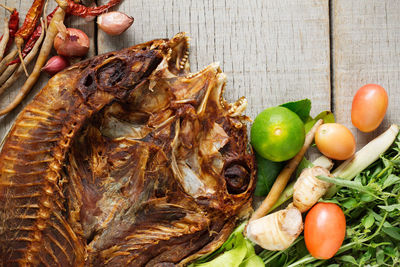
[97,11,134,36]
[42,55,70,76]
[54,28,90,57]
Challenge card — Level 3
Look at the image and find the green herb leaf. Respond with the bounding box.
[378,204,400,212]
[317,175,380,199]
[254,153,285,196]
[376,249,385,264]
[339,255,358,265]
[342,198,358,209]
[304,111,335,132]
[281,99,311,122]
[361,213,375,229]
[382,227,400,241]
[382,174,400,189]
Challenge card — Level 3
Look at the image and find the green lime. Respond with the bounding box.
[251,106,305,162]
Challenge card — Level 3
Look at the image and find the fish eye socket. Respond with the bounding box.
[96,58,127,88]
[223,161,250,194]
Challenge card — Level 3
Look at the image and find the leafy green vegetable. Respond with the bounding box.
[255,153,285,196]
[259,132,400,266]
[189,222,263,267]
[281,99,311,122]
[305,111,335,133]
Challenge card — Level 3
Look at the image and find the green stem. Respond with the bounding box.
[317,175,381,200]
[286,254,316,267]
[261,237,303,265]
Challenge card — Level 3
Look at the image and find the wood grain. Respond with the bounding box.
[332,0,400,147]
[98,0,331,119]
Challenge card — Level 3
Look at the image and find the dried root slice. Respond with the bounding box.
[293,166,332,213]
[245,205,303,251]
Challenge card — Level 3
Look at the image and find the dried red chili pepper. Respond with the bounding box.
[14,0,45,76]
[65,0,120,17]
[8,7,59,66]
[6,10,20,51]
[15,0,45,42]
[0,5,19,52]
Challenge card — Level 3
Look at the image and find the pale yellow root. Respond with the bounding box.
[0,49,17,75]
[16,39,29,77]
[0,19,46,97]
[246,204,303,250]
[293,166,332,213]
[0,19,10,61]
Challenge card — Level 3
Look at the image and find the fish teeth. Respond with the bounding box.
[179,51,190,70]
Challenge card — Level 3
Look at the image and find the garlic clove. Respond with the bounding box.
[42,56,70,76]
[97,11,134,36]
[245,205,303,251]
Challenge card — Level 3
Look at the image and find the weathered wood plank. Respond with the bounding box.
[0,0,95,140]
[333,0,400,147]
[98,0,331,119]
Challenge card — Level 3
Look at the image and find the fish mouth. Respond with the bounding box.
[166,32,190,75]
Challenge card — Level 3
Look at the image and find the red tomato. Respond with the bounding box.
[304,203,346,259]
[351,84,388,132]
[315,123,356,160]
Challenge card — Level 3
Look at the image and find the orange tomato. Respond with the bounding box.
[315,123,356,160]
[304,203,346,259]
[351,84,388,132]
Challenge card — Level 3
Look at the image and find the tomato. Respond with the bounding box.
[304,203,346,259]
[315,123,356,160]
[351,84,388,132]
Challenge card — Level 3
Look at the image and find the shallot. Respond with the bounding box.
[97,11,134,36]
[42,55,69,76]
[54,21,89,57]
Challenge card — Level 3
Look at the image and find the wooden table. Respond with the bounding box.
[0,0,399,148]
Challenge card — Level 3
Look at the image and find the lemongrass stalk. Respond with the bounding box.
[325,124,399,197]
